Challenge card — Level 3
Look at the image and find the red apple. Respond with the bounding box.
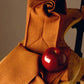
[41,47,69,72]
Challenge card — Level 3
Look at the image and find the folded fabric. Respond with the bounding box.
[0,43,39,84]
[0,0,84,84]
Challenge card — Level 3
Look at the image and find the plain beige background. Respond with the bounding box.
[0,0,84,61]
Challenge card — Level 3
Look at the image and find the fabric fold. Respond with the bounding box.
[24,0,60,54]
[0,43,39,84]
[0,0,83,84]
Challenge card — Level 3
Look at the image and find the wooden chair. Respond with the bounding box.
[59,1,84,84]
